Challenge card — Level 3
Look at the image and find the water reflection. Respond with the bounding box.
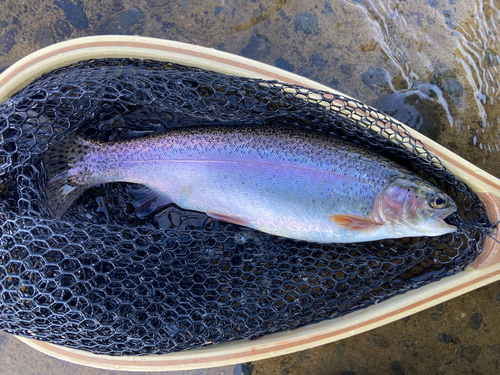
[454,0,500,128]
[340,0,500,174]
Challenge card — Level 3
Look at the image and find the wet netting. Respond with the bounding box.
[0,59,491,355]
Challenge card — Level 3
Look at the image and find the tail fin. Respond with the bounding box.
[43,134,93,219]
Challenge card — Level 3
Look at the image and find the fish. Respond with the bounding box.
[43,125,457,243]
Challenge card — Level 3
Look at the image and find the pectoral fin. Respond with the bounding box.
[207,212,249,226]
[329,214,382,231]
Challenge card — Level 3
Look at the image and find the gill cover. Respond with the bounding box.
[378,178,457,237]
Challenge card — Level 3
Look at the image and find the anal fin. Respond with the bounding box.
[207,212,249,226]
[126,185,173,218]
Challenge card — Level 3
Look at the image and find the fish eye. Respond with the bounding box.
[429,194,447,209]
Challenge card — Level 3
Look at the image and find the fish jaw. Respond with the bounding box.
[412,219,457,237]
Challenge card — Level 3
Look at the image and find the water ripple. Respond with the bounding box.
[455,0,500,128]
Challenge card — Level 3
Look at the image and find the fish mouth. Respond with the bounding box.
[423,217,457,236]
[424,203,457,236]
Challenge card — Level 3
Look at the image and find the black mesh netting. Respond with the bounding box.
[0,58,491,355]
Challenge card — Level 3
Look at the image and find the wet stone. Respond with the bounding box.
[468,129,478,147]
[367,334,389,349]
[341,64,355,77]
[443,10,455,29]
[54,1,89,30]
[324,0,334,14]
[214,7,224,16]
[110,0,125,13]
[279,9,290,22]
[98,7,146,35]
[0,20,8,31]
[146,0,169,6]
[373,91,443,141]
[279,357,302,375]
[12,17,20,28]
[309,53,327,68]
[161,21,175,34]
[426,0,438,8]
[460,345,481,363]
[430,312,443,321]
[54,19,72,39]
[275,58,295,73]
[294,13,318,35]
[442,78,463,105]
[468,312,483,330]
[361,67,390,91]
[0,30,15,57]
[240,35,271,61]
[240,363,253,375]
[409,12,425,28]
[484,48,500,68]
[335,340,346,358]
[390,362,406,375]
[440,333,452,343]
[36,27,55,48]
[488,344,500,355]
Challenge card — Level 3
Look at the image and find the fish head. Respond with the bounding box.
[376,178,457,237]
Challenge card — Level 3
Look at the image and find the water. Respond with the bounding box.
[341,0,500,174]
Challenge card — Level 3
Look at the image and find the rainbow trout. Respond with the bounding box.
[44,126,457,243]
